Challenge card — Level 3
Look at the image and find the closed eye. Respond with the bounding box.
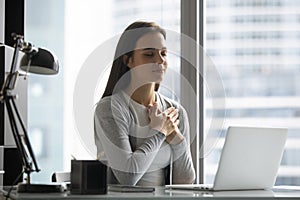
[144,52,154,57]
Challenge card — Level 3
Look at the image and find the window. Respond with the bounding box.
[204,0,300,185]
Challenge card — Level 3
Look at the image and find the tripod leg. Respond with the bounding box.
[5,96,30,170]
[10,96,40,172]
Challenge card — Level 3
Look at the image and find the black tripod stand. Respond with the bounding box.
[0,34,40,183]
[0,34,62,193]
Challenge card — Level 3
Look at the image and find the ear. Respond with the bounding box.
[123,55,134,68]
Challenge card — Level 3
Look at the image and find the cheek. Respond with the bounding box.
[128,58,147,68]
[131,64,152,75]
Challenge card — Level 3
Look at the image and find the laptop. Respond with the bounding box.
[165,126,288,191]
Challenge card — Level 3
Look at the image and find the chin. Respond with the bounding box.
[152,76,163,83]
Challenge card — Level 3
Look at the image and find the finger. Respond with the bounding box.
[165,106,175,114]
[167,111,178,125]
[174,119,180,126]
[163,107,175,118]
[171,112,179,121]
[162,111,167,120]
[169,108,179,119]
[171,121,179,133]
[168,120,179,135]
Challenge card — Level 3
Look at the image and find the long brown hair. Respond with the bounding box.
[101,21,166,98]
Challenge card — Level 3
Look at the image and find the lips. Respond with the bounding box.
[152,69,164,73]
[152,65,165,73]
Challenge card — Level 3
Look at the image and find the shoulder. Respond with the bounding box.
[95,92,128,116]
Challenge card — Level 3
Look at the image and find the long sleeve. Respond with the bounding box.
[94,96,166,186]
[169,104,196,184]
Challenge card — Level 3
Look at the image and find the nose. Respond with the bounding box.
[156,52,166,64]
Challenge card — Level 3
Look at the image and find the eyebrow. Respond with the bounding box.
[141,47,167,51]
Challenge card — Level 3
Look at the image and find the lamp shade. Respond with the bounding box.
[20,47,59,75]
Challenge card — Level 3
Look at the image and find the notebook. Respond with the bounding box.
[108,184,155,192]
[165,126,288,191]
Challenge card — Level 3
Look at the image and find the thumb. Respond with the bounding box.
[148,105,153,115]
[152,102,159,116]
[148,104,155,116]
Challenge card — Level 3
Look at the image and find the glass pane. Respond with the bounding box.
[205,0,300,185]
[26,0,180,182]
[25,0,64,182]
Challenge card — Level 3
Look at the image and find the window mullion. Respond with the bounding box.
[180,0,204,184]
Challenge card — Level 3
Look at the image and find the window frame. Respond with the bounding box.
[180,0,204,184]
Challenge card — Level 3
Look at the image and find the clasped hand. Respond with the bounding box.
[148,103,184,144]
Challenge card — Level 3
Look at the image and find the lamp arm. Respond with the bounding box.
[0,34,40,183]
[4,35,23,92]
[4,96,33,173]
[11,96,40,172]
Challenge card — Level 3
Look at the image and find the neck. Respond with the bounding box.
[125,83,156,106]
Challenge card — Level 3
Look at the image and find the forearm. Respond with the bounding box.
[96,121,166,185]
[171,139,196,184]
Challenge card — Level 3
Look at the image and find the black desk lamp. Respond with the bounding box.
[0,33,61,193]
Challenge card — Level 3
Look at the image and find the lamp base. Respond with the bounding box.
[17,182,64,193]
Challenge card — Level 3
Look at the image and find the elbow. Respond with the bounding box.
[173,176,195,184]
[118,179,137,186]
[189,170,196,183]
[187,174,196,184]
[110,169,141,186]
[117,174,138,186]
[173,170,196,184]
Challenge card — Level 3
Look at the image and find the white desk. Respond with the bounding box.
[1,187,300,200]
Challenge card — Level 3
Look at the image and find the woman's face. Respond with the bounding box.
[127,32,168,84]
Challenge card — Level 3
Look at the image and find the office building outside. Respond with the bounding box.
[205,0,300,185]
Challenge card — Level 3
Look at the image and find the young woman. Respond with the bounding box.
[94,21,195,186]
